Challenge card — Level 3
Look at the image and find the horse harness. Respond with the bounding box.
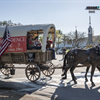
[86,49,91,62]
[68,48,100,65]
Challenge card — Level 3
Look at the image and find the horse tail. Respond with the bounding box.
[62,51,70,71]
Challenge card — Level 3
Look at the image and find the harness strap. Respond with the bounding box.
[86,49,91,62]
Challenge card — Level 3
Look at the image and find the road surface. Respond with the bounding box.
[0,55,100,100]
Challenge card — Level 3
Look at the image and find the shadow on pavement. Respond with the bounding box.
[51,82,100,100]
[0,80,43,100]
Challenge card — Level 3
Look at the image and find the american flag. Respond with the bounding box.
[0,26,11,57]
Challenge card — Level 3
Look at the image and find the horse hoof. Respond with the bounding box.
[61,73,65,76]
[62,77,66,80]
[85,79,88,82]
[74,81,77,84]
[92,82,95,86]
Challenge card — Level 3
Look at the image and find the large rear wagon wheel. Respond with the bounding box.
[42,63,55,77]
[25,64,41,82]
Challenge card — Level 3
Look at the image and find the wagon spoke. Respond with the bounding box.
[35,73,39,76]
[32,75,34,81]
[47,71,49,75]
[34,75,37,80]
[27,71,30,73]
[48,70,51,75]
[30,75,32,80]
[2,69,5,72]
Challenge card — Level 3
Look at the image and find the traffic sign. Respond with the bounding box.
[89,10,95,13]
[86,6,100,10]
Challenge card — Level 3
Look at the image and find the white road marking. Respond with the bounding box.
[0,71,100,88]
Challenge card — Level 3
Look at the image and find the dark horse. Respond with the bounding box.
[62,47,100,86]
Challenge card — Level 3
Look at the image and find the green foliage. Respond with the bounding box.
[97,36,100,44]
[56,30,63,48]
[39,34,43,43]
[84,44,94,49]
[0,20,22,26]
[62,34,67,47]
[38,33,52,43]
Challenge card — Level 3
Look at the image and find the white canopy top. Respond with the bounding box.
[0,24,56,52]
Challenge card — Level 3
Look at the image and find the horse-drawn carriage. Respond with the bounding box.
[0,24,56,82]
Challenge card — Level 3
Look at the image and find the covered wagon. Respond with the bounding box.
[0,24,56,81]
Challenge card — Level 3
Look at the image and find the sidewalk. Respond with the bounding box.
[0,90,43,100]
[0,81,43,100]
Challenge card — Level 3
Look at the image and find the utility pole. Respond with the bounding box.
[75,26,78,48]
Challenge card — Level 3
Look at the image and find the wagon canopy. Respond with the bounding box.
[0,24,56,52]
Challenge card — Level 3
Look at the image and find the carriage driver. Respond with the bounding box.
[46,37,56,59]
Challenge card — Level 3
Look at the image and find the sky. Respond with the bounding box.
[0,0,100,36]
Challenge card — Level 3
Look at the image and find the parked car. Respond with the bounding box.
[56,48,63,54]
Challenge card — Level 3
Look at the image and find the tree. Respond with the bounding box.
[66,31,86,48]
[96,36,100,44]
[0,20,22,26]
[56,30,63,48]
[39,34,43,43]
[62,34,67,47]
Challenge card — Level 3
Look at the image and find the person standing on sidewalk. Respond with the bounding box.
[62,47,66,59]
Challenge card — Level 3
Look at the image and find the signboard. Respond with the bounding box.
[28,53,35,62]
[86,6,100,10]
[0,36,27,52]
[89,10,95,13]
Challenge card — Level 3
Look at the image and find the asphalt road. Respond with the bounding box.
[0,54,100,100]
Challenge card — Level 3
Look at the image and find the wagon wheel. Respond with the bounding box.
[0,64,12,76]
[25,64,41,82]
[0,67,10,75]
[42,63,55,77]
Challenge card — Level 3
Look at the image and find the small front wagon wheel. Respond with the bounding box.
[42,63,55,77]
[25,64,41,82]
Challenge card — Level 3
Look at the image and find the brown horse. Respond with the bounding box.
[62,47,100,86]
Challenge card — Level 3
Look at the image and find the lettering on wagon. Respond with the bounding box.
[11,37,25,42]
[0,36,26,52]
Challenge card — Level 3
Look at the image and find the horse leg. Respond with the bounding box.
[85,66,90,82]
[62,66,77,80]
[96,66,100,71]
[61,66,69,76]
[90,65,96,86]
[70,66,77,84]
[73,65,77,80]
[73,74,77,80]
[62,67,70,79]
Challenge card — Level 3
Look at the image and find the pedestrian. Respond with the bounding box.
[62,47,66,59]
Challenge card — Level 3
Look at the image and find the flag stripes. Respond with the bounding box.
[0,26,11,57]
